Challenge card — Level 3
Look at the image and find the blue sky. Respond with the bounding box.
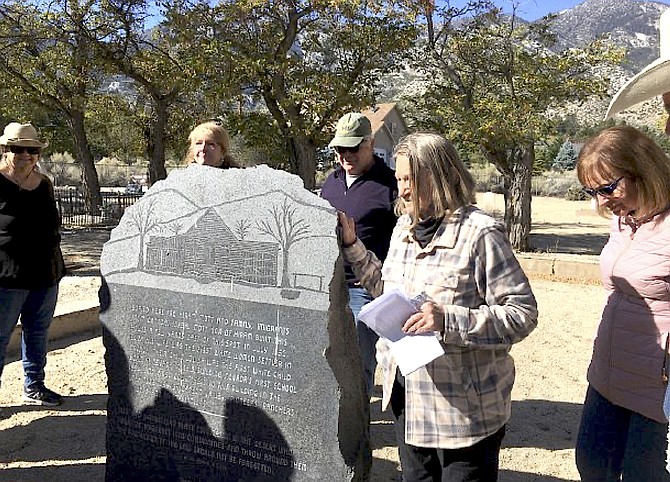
[450,0,670,21]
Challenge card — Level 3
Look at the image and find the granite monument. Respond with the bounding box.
[99,164,371,481]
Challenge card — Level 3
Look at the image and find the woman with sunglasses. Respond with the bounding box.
[575,125,670,481]
[0,122,65,407]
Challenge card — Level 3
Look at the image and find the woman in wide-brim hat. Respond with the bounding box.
[0,122,49,190]
[0,122,65,407]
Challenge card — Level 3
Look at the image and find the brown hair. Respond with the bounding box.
[577,125,670,219]
[393,132,476,225]
[184,121,239,168]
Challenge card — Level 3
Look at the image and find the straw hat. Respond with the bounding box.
[0,122,48,148]
[605,8,670,119]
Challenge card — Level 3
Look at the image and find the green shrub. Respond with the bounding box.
[531,170,582,198]
[469,164,504,192]
[564,184,590,201]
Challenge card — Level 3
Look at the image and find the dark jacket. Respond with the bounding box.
[321,155,397,284]
[0,175,65,289]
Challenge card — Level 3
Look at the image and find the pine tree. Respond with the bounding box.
[552,140,579,171]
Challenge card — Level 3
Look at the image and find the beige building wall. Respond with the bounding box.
[361,103,409,169]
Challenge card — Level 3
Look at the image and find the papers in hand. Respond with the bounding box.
[357,288,444,376]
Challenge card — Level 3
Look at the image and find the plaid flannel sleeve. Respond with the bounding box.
[442,224,538,347]
[342,239,384,298]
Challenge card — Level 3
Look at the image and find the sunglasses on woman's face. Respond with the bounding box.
[583,176,624,198]
[8,145,40,155]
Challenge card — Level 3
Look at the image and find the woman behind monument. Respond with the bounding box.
[338,132,538,481]
[184,120,239,169]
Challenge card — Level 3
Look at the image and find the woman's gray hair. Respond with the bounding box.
[393,132,476,224]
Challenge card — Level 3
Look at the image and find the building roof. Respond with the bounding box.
[361,103,406,136]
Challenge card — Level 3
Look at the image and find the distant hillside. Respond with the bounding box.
[550,0,668,73]
[383,0,670,129]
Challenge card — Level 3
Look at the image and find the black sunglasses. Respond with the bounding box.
[583,176,624,198]
[334,141,366,155]
[8,145,40,155]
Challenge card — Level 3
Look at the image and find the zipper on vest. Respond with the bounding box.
[662,333,669,383]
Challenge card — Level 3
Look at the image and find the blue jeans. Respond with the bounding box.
[576,385,670,481]
[0,285,59,390]
[348,286,379,399]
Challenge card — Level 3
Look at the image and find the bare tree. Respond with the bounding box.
[255,198,310,288]
[127,197,161,270]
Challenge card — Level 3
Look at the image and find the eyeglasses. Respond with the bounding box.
[8,145,40,155]
[583,176,624,198]
[335,141,366,155]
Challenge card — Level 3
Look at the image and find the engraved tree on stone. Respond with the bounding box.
[127,197,161,270]
[256,198,310,288]
[235,219,252,240]
[167,220,183,236]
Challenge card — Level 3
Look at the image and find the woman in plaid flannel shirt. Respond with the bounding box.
[339,132,538,481]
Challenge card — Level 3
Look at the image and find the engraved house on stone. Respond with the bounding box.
[144,209,279,286]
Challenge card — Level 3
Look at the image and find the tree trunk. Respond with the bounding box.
[288,135,317,190]
[69,110,101,215]
[281,243,291,288]
[146,98,169,185]
[504,143,534,251]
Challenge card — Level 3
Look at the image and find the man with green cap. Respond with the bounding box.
[321,112,397,399]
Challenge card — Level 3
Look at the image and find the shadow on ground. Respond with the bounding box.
[368,395,583,482]
[530,222,607,256]
[60,228,111,276]
[0,464,104,482]
[0,393,107,482]
[506,399,582,451]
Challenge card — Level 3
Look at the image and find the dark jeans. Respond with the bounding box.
[0,285,59,390]
[576,385,670,482]
[391,370,505,481]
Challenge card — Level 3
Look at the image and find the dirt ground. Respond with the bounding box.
[0,195,612,481]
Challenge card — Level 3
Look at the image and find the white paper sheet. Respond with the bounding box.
[358,288,444,375]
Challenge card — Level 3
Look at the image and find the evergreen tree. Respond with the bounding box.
[552,140,579,171]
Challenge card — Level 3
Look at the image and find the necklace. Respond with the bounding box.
[1,163,35,190]
[622,211,659,238]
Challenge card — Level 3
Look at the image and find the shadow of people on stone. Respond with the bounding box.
[324,255,372,475]
[101,279,295,481]
[107,387,295,481]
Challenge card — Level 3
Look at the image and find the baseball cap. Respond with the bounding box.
[328,113,372,148]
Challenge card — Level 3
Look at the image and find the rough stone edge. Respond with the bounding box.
[326,254,372,481]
